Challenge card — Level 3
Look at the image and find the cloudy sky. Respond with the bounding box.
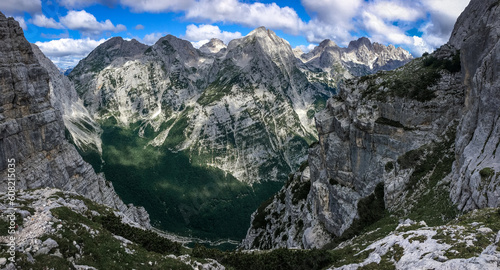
[1,0,470,69]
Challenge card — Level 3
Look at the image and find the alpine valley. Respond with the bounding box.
[65,24,411,241]
[0,0,500,269]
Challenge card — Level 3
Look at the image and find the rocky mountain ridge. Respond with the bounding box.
[243,1,500,266]
[68,27,412,185]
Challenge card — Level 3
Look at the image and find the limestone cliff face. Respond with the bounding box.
[448,0,500,211]
[244,0,500,250]
[30,44,102,154]
[0,13,150,228]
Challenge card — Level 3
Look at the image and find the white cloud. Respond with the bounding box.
[135,24,144,30]
[14,16,28,30]
[35,37,107,68]
[185,0,304,35]
[59,10,126,36]
[30,14,64,29]
[295,44,316,53]
[141,32,164,45]
[184,24,242,45]
[40,32,70,39]
[57,0,118,9]
[361,10,413,45]
[35,37,106,57]
[368,1,425,21]
[191,39,210,48]
[301,0,362,24]
[0,0,41,15]
[119,0,193,12]
[417,0,470,51]
[30,0,470,61]
[46,0,469,58]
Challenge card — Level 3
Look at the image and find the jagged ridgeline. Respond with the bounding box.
[243,0,500,268]
[67,27,412,241]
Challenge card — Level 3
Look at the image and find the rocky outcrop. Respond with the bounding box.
[30,44,102,154]
[243,49,465,248]
[0,188,224,269]
[0,12,150,228]
[243,0,500,253]
[200,38,227,54]
[448,0,500,211]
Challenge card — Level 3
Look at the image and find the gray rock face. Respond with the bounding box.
[243,54,465,248]
[0,12,150,228]
[448,0,500,211]
[243,0,500,251]
[30,44,102,154]
[200,38,227,54]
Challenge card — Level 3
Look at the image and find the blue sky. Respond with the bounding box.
[1,0,470,69]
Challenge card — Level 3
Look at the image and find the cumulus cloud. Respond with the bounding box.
[14,16,28,30]
[185,0,304,35]
[59,10,126,36]
[416,0,470,51]
[141,32,164,45]
[368,1,424,21]
[30,14,64,29]
[57,0,118,9]
[0,0,41,15]
[26,0,470,65]
[46,0,469,57]
[184,24,242,45]
[361,10,413,45]
[135,24,144,30]
[35,37,107,68]
[119,0,193,12]
[40,32,70,39]
[294,44,316,53]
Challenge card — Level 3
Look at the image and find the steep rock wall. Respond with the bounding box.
[0,13,149,228]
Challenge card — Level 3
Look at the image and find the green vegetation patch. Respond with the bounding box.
[385,162,394,172]
[197,66,244,106]
[480,167,495,179]
[359,51,460,102]
[252,196,275,230]
[291,179,311,204]
[95,121,283,241]
[45,206,190,270]
[98,214,182,255]
[408,235,427,243]
[400,127,459,227]
[193,246,333,270]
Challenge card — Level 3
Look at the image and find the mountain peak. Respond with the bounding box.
[348,37,373,50]
[318,39,338,48]
[247,26,281,40]
[249,26,268,35]
[200,38,226,54]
